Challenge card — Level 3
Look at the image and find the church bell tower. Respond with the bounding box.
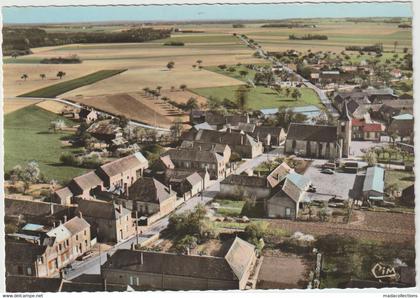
[337,102,352,158]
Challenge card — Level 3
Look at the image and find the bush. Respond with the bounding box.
[81,154,102,168]
[60,152,81,166]
[164,41,185,46]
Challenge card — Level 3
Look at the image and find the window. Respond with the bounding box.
[84,230,87,236]
[129,276,134,285]
[27,267,32,276]
[285,208,291,217]
[66,239,69,247]
[76,235,79,241]
[17,266,23,275]
[59,244,62,251]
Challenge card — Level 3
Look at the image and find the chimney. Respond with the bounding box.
[50,203,54,215]
[79,211,83,219]
[141,252,144,265]
[63,215,67,223]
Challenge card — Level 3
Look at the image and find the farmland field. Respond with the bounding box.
[4,105,88,183]
[19,69,127,98]
[3,20,412,126]
[191,85,321,110]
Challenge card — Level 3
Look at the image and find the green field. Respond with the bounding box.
[191,85,321,110]
[204,64,265,83]
[4,105,88,183]
[19,69,127,98]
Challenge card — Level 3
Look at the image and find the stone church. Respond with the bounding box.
[284,104,352,159]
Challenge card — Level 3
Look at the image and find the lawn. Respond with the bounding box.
[384,169,414,190]
[4,105,88,183]
[18,69,127,98]
[191,85,321,110]
[214,199,246,217]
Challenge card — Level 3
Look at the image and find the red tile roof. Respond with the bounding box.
[362,123,384,132]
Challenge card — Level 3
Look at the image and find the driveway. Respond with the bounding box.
[304,160,357,201]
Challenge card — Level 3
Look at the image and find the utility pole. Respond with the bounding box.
[135,211,139,246]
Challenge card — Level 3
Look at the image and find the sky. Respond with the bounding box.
[2,2,412,24]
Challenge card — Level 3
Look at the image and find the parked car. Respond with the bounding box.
[321,168,334,175]
[322,162,336,170]
[308,185,317,193]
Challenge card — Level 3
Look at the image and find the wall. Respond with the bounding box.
[266,195,298,219]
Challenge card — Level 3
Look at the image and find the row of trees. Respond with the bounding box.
[4,26,171,55]
[20,71,66,81]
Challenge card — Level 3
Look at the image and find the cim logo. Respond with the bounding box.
[371,263,397,279]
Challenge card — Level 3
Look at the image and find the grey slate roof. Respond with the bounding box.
[99,152,148,178]
[72,171,103,192]
[128,177,174,204]
[286,123,338,143]
[165,148,224,163]
[6,276,63,292]
[103,249,238,281]
[78,200,131,220]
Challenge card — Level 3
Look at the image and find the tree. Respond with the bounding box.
[196,59,203,67]
[285,88,291,97]
[235,85,249,111]
[192,64,197,70]
[239,70,249,78]
[21,74,28,81]
[186,97,199,111]
[244,221,268,247]
[40,73,46,80]
[117,115,129,128]
[166,61,175,70]
[364,150,378,166]
[393,40,398,53]
[156,86,162,96]
[291,89,302,101]
[180,84,187,92]
[57,71,66,79]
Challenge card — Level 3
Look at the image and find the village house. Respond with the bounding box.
[190,110,250,130]
[96,152,149,194]
[101,237,256,290]
[220,162,293,200]
[86,119,123,144]
[158,168,210,199]
[180,140,232,165]
[55,152,149,202]
[285,104,352,159]
[387,114,414,142]
[5,198,74,226]
[349,166,385,205]
[67,171,104,201]
[351,119,385,141]
[123,177,177,224]
[78,108,98,124]
[182,128,263,159]
[6,216,91,278]
[266,172,311,220]
[164,148,226,180]
[251,126,286,147]
[77,200,135,243]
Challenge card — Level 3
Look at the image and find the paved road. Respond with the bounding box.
[65,149,282,279]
